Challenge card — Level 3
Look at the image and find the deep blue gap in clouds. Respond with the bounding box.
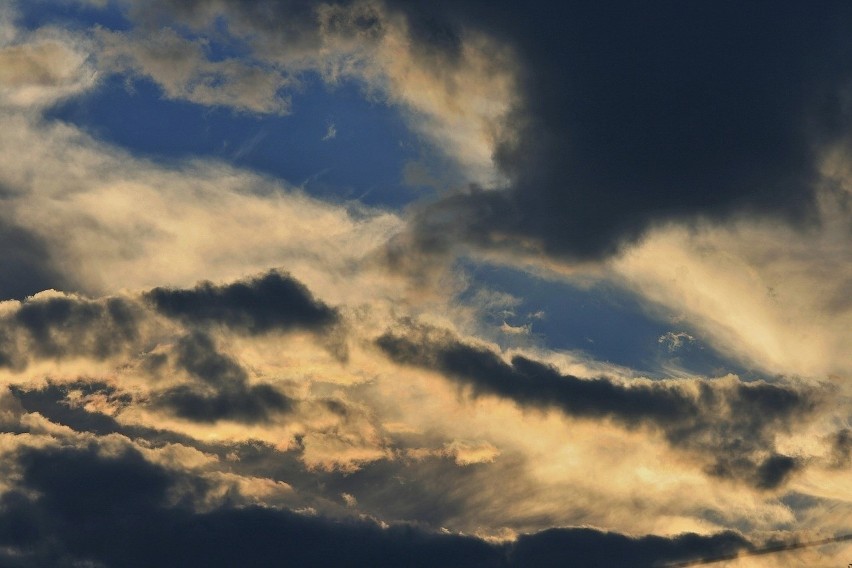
[459,262,758,379]
[16,0,132,32]
[46,72,440,209]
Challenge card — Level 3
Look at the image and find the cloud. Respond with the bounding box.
[610,202,852,377]
[508,527,749,568]
[0,29,96,108]
[96,27,293,114]
[395,2,852,261]
[0,221,69,301]
[376,325,822,488]
[0,439,755,568]
[658,332,696,353]
[322,122,337,141]
[0,272,338,425]
[827,428,852,468]
[154,332,294,424]
[147,271,339,335]
[86,0,516,184]
[1,1,850,561]
[0,103,403,299]
[0,291,141,371]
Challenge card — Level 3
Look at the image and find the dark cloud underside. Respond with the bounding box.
[146,270,339,333]
[392,1,852,258]
[377,327,817,488]
[154,332,293,423]
[0,294,140,370]
[0,442,751,568]
[0,270,337,373]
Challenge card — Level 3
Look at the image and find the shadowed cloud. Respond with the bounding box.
[155,332,293,423]
[377,326,818,488]
[0,220,69,301]
[0,442,753,568]
[390,1,852,260]
[146,270,339,334]
[0,293,140,370]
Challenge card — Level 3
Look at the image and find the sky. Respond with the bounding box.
[0,1,850,566]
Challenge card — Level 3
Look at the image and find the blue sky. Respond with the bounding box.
[48,72,450,207]
[0,1,849,566]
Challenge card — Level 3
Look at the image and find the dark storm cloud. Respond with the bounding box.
[0,442,752,568]
[146,270,339,334]
[391,1,852,259]
[0,220,68,301]
[509,527,750,568]
[378,327,696,426]
[106,1,852,260]
[0,442,501,568]
[14,296,138,357]
[0,293,140,370]
[377,326,817,488]
[156,332,293,423]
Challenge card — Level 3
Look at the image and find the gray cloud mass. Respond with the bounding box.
[377,325,820,489]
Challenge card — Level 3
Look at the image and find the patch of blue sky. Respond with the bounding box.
[47,70,447,209]
[459,261,759,380]
[15,0,131,33]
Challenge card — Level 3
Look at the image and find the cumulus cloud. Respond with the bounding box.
[0,272,346,430]
[0,291,141,371]
[154,332,294,424]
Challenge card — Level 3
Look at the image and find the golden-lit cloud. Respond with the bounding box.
[0,2,849,566]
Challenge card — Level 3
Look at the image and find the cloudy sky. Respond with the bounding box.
[0,1,850,566]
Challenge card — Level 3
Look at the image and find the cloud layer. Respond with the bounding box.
[0,1,850,566]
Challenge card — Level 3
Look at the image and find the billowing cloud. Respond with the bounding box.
[0,273,338,427]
